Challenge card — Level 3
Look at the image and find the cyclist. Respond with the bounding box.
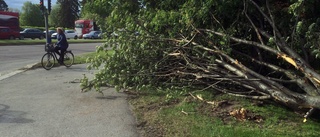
[54,27,69,65]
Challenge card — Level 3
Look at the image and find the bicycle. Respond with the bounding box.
[41,44,74,70]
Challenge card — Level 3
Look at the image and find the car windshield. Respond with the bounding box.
[89,31,97,34]
[65,30,73,33]
[75,23,83,28]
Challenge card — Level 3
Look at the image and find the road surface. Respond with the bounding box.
[0,42,141,136]
[0,43,102,78]
[0,64,140,137]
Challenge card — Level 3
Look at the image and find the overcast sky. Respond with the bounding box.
[6,0,57,11]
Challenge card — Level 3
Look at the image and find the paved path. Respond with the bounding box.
[0,43,99,78]
[0,64,140,137]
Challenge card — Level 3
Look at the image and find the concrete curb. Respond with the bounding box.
[0,63,39,81]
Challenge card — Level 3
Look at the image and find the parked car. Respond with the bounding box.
[65,30,78,39]
[0,26,20,40]
[83,31,101,39]
[43,30,56,36]
[51,32,57,39]
[20,28,45,40]
[51,30,78,39]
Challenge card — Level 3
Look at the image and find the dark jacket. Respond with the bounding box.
[56,33,68,49]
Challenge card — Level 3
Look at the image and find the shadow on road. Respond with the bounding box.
[0,104,34,123]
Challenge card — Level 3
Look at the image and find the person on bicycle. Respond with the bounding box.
[54,27,69,65]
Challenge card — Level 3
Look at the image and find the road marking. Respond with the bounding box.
[0,63,38,81]
[0,70,25,81]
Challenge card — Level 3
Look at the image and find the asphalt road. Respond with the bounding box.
[0,64,140,137]
[0,43,141,137]
[0,43,102,77]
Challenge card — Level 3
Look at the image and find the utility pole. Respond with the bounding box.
[40,0,52,46]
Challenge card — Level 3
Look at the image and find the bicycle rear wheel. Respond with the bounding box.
[41,52,55,70]
[64,51,74,67]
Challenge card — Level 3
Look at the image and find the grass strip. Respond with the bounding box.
[129,91,320,137]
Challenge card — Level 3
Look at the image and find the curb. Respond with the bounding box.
[0,63,39,81]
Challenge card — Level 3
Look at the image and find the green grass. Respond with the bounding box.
[33,49,114,70]
[32,52,93,69]
[74,49,114,64]
[74,52,98,64]
[129,90,320,137]
[30,52,96,69]
[0,39,106,46]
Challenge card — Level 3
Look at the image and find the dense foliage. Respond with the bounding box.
[18,1,80,28]
[48,4,61,27]
[57,0,80,28]
[81,0,320,113]
[20,2,45,27]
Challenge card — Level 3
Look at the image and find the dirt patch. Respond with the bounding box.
[195,99,264,124]
[132,101,168,137]
[126,91,169,137]
[127,90,320,137]
[137,121,165,137]
[196,100,240,123]
[129,92,265,137]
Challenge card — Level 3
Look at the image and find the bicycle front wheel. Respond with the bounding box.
[41,52,55,70]
[64,51,74,67]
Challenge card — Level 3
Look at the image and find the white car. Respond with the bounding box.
[51,30,78,39]
[83,31,102,39]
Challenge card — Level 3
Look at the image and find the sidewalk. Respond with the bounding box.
[0,64,140,137]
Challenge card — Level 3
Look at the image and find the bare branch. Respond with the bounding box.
[199,28,320,94]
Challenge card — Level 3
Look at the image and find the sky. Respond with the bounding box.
[6,0,57,11]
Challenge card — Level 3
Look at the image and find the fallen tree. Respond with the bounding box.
[81,0,320,118]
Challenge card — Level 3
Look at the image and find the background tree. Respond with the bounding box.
[48,4,61,27]
[20,2,44,27]
[0,0,8,11]
[80,0,113,18]
[81,0,320,118]
[79,0,116,33]
[57,0,80,28]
